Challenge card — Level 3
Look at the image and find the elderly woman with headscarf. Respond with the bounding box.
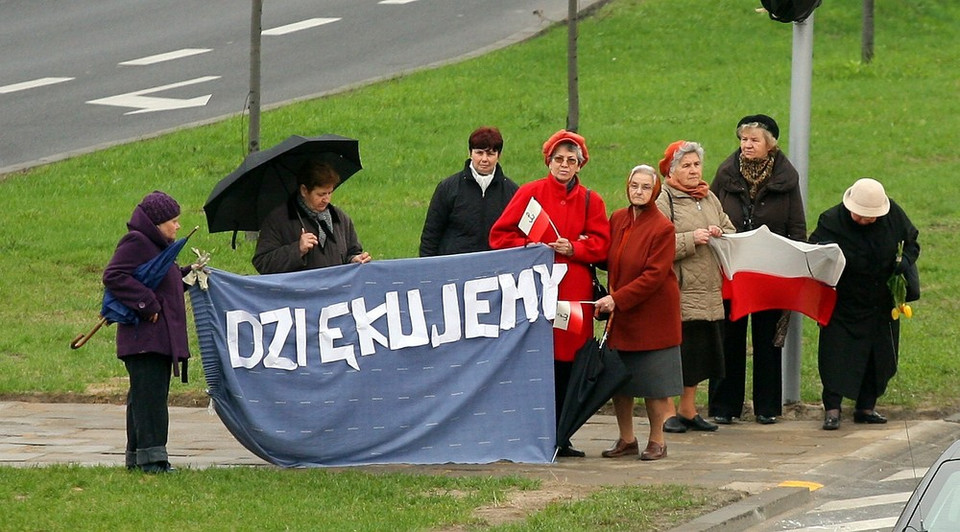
[490,129,611,458]
[654,141,736,435]
[595,164,682,461]
[810,178,919,430]
[709,114,806,425]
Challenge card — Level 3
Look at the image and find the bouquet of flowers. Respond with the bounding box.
[888,241,913,320]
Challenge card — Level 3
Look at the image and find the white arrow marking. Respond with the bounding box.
[262,18,340,36]
[86,75,220,115]
[0,77,74,94]
[119,48,212,66]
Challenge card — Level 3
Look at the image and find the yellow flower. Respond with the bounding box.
[901,304,913,319]
[891,307,900,320]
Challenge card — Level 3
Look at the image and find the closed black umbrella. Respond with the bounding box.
[203,134,362,235]
[556,330,631,452]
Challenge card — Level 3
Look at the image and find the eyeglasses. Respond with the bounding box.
[551,155,579,166]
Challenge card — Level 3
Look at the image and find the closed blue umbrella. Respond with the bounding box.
[70,228,197,349]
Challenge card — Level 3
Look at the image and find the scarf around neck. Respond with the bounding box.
[665,175,710,199]
[297,195,333,248]
[738,152,776,200]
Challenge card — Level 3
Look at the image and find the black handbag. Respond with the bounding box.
[585,189,609,320]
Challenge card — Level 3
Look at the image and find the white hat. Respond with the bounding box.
[843,178,890,218]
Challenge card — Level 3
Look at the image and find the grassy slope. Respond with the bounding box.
[0,0,957,409]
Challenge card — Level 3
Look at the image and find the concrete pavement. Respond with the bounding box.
[2,400,958,530]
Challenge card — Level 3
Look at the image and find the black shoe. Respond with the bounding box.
[662,416,688,433]
[679,414,719,432]
[756,415,778,425]
[853,411,887,424]
[140,461,176,474]
[712,415,734,425]
[822,415,840,430]
[557,445,586,458]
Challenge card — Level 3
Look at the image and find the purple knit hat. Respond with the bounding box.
[139,191,180,224]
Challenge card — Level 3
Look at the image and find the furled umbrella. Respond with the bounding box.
[555,325,631,458]
[70,227,198,349]
[203,134,362,244]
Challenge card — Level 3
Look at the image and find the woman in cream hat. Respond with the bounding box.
[809,178,919,430]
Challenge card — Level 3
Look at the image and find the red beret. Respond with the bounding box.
[542,129,589,168]
[658,140,686,177]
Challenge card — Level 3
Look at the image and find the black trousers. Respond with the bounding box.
[709,307,783,418]
[554,359,573,446]
[822,353,879,412]
[123,353,172,467]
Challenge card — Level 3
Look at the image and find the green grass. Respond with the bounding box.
[3,0,954,410]
[0,0,957,526]
[0,466,729,531]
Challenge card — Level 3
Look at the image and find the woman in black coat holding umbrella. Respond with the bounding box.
[810,178,919,430]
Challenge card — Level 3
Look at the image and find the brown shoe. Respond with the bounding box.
[639,440,667,461]
[601,438,639,458]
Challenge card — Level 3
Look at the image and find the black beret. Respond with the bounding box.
[737,114,780,140]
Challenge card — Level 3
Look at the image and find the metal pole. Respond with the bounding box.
[566,0,579,132]
[248,0,263,154]
[783,13,814,404]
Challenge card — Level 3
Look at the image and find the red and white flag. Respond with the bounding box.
[519,197,556,242]
[708,226,846,326]
[554,301,586,332]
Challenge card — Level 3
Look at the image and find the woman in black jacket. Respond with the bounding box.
[708,114,806,425]
[810,178,919,430]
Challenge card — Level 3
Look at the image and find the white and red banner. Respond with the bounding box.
[708,225,846,325]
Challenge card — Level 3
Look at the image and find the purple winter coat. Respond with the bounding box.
[102,205,191,379]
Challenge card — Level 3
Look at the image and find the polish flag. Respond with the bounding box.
[708,226,846,326]
[554,301,586,332]
[519,197,555,242]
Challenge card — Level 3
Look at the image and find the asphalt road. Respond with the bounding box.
[0,0,594,173]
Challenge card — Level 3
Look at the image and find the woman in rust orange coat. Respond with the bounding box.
[595,165,683,461]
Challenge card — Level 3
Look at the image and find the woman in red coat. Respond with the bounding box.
[489,129,611,457]
[595,165,682,461]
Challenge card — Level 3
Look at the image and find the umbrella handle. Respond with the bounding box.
[70,316,108,349]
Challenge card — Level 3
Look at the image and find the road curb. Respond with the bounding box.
[667,486,811,532]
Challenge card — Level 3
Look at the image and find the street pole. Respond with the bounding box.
[248,0,262,154]
[566,0,579,133]
[783,13,814,404]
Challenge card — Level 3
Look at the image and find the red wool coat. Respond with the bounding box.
[606,205,682,352]
[489,175,611,361]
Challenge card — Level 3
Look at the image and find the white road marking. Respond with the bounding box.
[86,75,220,114]
[0,77,74,94]
[786,516,897,531]
[881,467,927,482]
[379,0,419,4]
[814,491,911,512]
[119,48,212,66]
[262,18,340,36]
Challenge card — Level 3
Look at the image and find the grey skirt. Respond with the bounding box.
[616,345,683,399]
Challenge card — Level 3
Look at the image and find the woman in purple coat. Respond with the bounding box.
[103,191,192,473]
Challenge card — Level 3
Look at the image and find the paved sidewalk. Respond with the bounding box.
[2,400,958,530]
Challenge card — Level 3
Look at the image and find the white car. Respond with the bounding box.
[894,439,960,531]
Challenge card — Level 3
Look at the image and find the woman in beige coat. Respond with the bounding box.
[656,141,736,433]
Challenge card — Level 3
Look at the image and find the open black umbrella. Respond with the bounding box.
[203,134,362,235]
[556,328,631,451]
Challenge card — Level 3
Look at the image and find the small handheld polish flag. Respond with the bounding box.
[519,197,558,242]
[554,301,585,332]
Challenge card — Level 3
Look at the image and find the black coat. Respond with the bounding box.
[418,160,518,257]
[809,200,919,398]
[711,149,807,241]
[252,195,364,274]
